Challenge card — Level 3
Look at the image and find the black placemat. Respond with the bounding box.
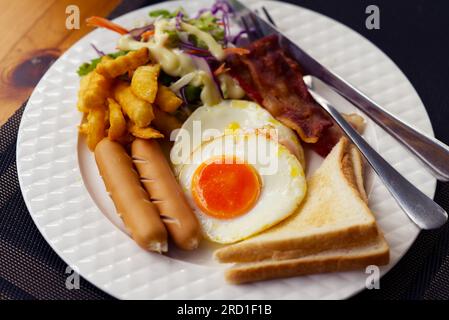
[1,0,449,300]
[0,103,112,300]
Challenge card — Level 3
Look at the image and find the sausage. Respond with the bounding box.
[131,138,201,250]
[95,138,168,252]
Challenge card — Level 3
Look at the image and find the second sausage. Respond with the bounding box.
[131,138,201,250]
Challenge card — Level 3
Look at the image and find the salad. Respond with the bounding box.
[78,1,248,120]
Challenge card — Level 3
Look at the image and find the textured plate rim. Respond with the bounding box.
[16,0,435,300]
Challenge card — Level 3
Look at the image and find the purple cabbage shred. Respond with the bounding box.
[128,24,154,40]
[175,11,184,30]
[180,86,188,105]
[90,43,105,57]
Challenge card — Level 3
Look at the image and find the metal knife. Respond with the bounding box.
[228,0,449,182]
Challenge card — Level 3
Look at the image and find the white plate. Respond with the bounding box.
[17,0,436,299]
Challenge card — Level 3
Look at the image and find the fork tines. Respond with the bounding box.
[237,6,276,42]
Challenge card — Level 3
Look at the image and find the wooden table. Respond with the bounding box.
[0,0,121,125]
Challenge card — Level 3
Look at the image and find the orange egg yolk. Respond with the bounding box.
[192,157,261,219]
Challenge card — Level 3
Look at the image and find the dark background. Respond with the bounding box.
[1,0,449,300]
[286,0,449,145]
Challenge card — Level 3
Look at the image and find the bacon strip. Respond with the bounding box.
[227,35,333,145]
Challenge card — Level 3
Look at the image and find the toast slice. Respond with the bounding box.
[225,233,389,284]
[215,137,379,263]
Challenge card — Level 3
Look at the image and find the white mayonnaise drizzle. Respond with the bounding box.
[218,73,245,99]
[117,19,244,105]
[180,21,225,60]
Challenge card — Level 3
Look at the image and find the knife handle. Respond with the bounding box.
[319,74,449,182]
[313,93,448,230]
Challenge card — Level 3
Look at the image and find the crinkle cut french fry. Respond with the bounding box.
[79,118,89,135]
[114,81,154,128]
[152,107,182,137]
[96,47,150,79]
[131,64,160,103]
[86,107,107,151]
[154,85,183,113]
[116,131,135,146]
[128,122,164,139]
[77,72,92,112]
[107,98,127,141]
[78,71,110,112]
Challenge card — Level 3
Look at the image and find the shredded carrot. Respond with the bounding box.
[186,49,209,55]
[86,16,129,35]
[223,47,250,56]
[141,30,155,41]
[213,63,230,76]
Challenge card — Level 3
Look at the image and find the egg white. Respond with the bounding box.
[178,133,307,244]
[170,99,304,176]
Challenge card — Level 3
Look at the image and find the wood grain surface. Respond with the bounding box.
[0,0,120,125]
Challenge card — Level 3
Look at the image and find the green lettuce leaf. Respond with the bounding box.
[149,7,186,19]
[77,50,128,76]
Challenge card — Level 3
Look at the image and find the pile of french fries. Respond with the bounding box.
[77,47,184,151]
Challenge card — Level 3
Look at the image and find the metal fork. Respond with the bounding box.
[306,77,447,230]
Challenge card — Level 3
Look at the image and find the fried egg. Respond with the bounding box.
[170,99,304,176]
[178,133,306,244]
